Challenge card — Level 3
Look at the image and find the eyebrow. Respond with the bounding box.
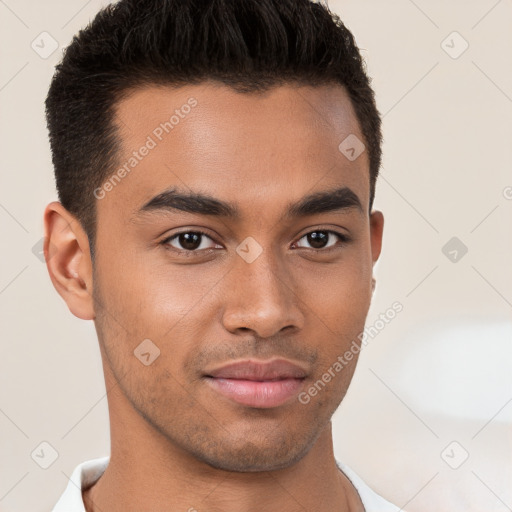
[135,186,364,221]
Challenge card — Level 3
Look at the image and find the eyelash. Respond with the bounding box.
[160,229,351,256]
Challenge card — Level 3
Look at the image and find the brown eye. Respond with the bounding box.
[162,231,219,253]
[176,232,202,250]
[306,231,328,249]
[294,230,349,251]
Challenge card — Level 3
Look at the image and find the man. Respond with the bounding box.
[44,0,400,510]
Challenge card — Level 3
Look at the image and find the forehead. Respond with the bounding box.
[100,81,369,221]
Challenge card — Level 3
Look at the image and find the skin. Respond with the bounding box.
[44,81,384,512]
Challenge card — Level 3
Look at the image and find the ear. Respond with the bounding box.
[43,201,95,320]
[369,210,384,290]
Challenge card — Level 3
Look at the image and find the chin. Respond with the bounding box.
[191,426,319,473]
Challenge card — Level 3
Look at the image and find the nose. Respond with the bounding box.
[220,247,305,338]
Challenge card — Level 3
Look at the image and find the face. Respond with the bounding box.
[65,82,383,472]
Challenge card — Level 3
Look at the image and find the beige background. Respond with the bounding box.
[1,1,511,511]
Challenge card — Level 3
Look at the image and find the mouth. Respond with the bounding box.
[203,358,308,408]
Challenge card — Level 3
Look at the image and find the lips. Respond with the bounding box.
[204,358,307,408]
[205,359,308,381]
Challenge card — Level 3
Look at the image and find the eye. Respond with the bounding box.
[161,230,221,253]
[293,230,350,251]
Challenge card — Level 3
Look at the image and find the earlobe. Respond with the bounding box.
[43,201,95,320]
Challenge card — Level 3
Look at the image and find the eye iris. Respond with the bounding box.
[179,232,202,250]
[307,231,328,249]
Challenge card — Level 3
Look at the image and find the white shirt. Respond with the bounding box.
[51,456,404,512]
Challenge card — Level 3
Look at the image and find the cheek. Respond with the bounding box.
[133,261,227,330]
[290,256,372,331]
[94,239,198,320]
